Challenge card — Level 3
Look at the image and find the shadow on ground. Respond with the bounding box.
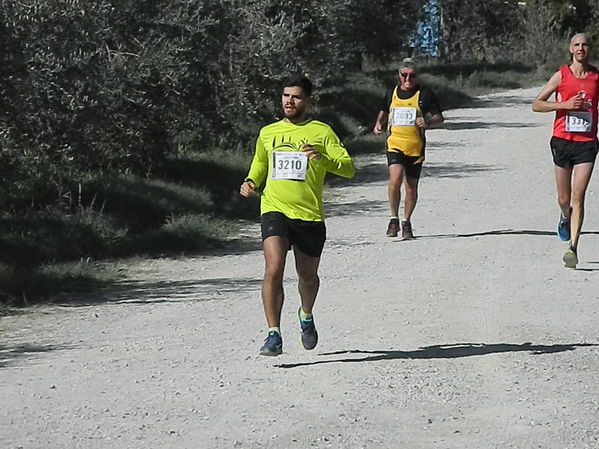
[325,198,386,217]
[54,276,263,307]
[442,121,541,131]
[423,162,501,178]
[420,229,599,239]
[0,343,76,369]
[276,341,598,368]
[327,159,501,190]
[471,94,538,109]
[327,160,387,187]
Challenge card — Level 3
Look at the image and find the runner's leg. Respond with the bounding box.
[293,246,321,314]
[554,165,573,219]
[262,236,288,327]
[569,162,594,249]
[388,164,405,217]
[403,176,420,222]
[293,245,320,350]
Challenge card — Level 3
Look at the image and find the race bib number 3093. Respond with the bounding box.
[391,107,417,126]
[271,151,308,180]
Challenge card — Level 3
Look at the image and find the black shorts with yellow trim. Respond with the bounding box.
[386,150,424,179]
[261,211,326,258]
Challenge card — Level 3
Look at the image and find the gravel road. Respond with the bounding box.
[2,86,599,449]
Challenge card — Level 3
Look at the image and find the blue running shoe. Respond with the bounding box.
[298,307,318,350]
[259,331,282,356]
[557,215,570,241]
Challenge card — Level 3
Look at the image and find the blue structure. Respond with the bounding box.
[410,0,440,58]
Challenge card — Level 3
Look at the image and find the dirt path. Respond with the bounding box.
[2,87,599,449]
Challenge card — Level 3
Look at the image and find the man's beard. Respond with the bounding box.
[284,108,304,120]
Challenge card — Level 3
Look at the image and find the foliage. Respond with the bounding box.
[0,0,423,213]
[0,0,583,305]
[439,1,525,63]
[438,0,599,66]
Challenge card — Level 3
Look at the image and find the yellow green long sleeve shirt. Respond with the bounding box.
[246,118,355,221]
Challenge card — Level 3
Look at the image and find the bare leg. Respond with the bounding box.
[554,165,573,219]
[403,176,420,222]
[293,246,321,314]
[261,236,288,327]
[293,246,321,350]
[569,162,595,249]
[388,164,405,217]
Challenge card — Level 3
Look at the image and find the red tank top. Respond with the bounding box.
[553,64,599,141]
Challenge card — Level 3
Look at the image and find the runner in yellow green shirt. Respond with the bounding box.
[240,76,355,356]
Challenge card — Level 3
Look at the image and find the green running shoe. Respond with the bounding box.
[563,248,578,269]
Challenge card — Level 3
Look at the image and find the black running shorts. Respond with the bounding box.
[261,211,326,258]
[550,136,598,168]
[386,150,423,179]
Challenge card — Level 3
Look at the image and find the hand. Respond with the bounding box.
[301,143,322,160]
[240,180,256,197]
[416,116,428,129]
[373,122,384,135]
[565,93,583,110]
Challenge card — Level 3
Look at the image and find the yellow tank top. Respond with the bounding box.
[386,88,423,157]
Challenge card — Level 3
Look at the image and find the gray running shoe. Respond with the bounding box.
[298,307,318,350]
[259,331,282,356]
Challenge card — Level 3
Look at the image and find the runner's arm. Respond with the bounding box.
[418,89,444,129]
[245,136,268,188]
[319,129,355,179]
[418,112,444,129]
[374,91,391,134]
[532,71,582,112]
[373,110,388,135]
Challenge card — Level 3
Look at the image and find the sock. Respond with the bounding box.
[570,246,577,253]
[268,327,280,334]
[299,308,313,321]
[390,216,399,221]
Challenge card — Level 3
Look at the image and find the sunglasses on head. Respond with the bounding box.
[400,72,416,80]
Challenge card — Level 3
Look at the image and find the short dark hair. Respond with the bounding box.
[284,76,313,98]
